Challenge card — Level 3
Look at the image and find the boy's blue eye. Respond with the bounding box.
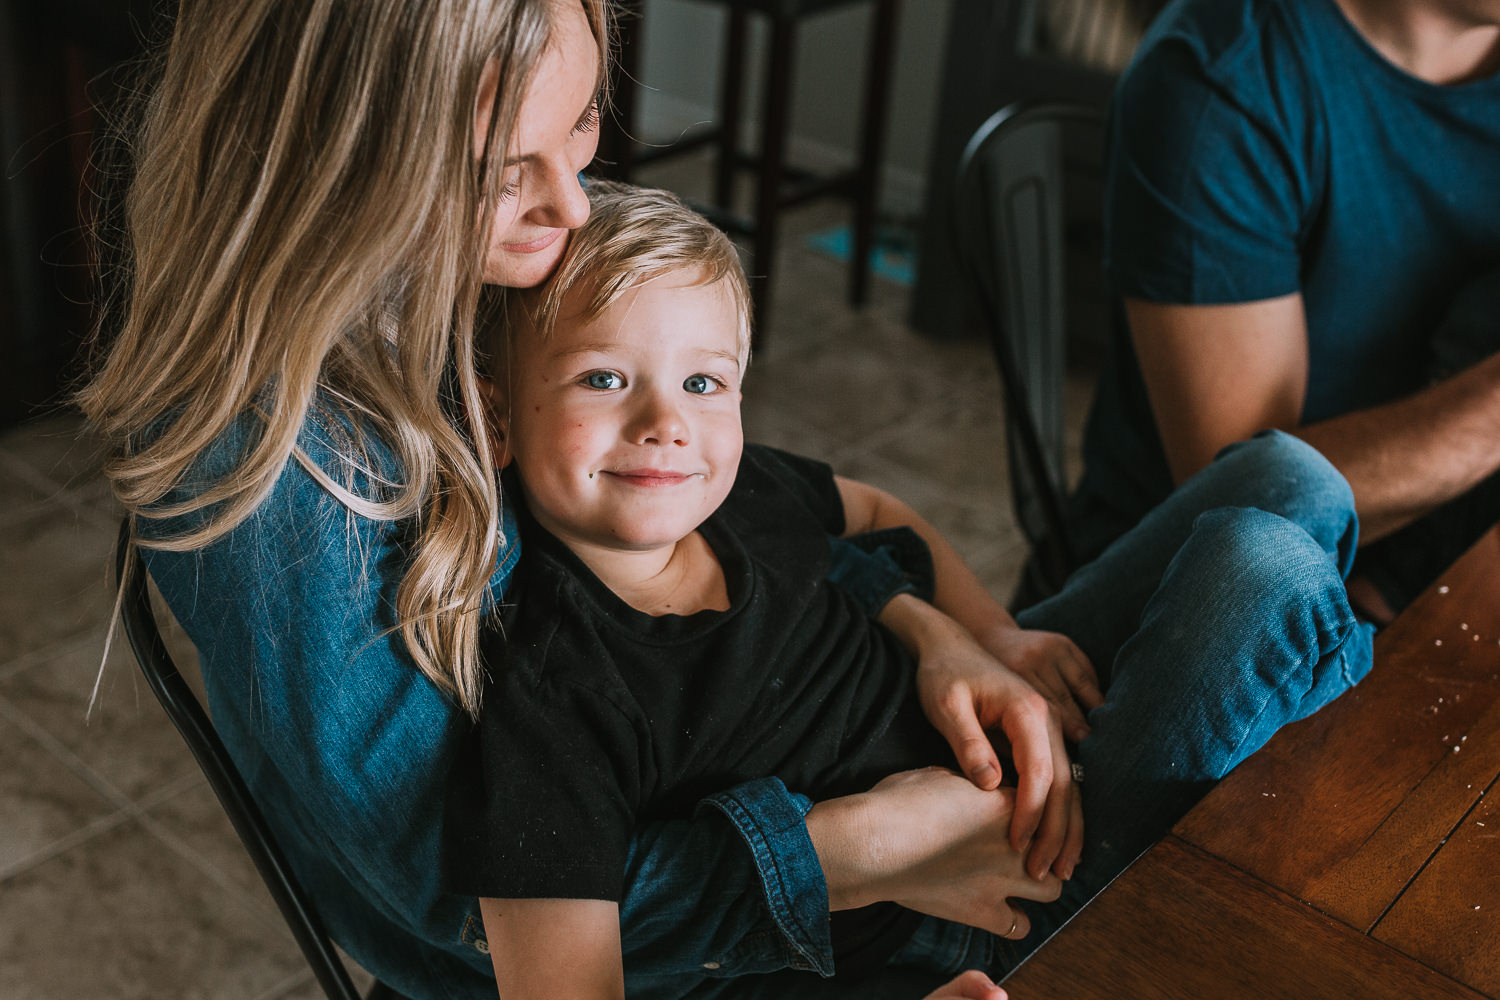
[583,371,623,390]
[683,374,715,394]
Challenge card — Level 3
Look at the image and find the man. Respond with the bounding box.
[1074,0,1500,622]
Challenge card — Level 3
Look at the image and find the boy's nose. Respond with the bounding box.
[630,392,689,446]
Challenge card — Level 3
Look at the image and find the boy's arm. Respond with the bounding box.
[838,476,1091,880]
[479,897,624,1000]
[835,476,1101,734]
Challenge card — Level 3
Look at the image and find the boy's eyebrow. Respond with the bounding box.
[548,342,742,369]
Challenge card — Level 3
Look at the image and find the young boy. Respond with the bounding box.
[445,182,1068,997]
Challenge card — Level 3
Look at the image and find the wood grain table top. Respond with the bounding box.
[1003,526,1500,999]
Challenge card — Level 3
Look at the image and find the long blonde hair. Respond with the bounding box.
[79,0,609,716]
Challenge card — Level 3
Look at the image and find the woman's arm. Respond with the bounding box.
[480,897,623,1000]
[807,767,1063,938]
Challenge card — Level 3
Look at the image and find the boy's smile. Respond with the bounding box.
[500,268,746,566]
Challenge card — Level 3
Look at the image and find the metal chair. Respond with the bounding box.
[950,101,1105,604]
[113,520,409,1000]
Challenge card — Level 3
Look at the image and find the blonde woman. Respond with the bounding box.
[79,1,1088,997]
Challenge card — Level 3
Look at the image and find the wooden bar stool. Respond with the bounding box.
[598,0,902,345]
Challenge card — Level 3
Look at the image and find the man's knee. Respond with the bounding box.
[1209,431,1358,568]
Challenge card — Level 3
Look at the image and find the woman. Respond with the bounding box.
[80,1,1069,997]
[79,0,1374,997]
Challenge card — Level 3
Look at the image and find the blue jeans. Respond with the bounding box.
[670,431,1374,996]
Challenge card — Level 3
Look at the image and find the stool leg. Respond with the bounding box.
[715,6,748,210]
[752,13,796,345]
[850,0,900,307]
[600,0,643,180]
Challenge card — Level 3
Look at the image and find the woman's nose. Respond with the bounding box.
[530,163,591,231]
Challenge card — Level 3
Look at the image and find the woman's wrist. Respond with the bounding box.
[803,792,880,912]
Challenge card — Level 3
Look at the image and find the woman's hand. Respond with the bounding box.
[806,767,1063,939]
[923,970,1008,1000]
[880,596,1082,881]
[974,625,1101,745]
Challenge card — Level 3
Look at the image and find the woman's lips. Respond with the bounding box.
[602,469,692,487]
[502,228,564,254]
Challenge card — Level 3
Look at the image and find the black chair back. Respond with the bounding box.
[113,520,376,1000]
[952,101,1105,599]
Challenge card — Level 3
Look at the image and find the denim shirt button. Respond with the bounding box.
[701,961,721,970]
[474,938,491,955]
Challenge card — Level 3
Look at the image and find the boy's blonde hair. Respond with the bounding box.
[495,180,753,377]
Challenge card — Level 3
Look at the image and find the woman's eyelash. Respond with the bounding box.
[570,101,601,138]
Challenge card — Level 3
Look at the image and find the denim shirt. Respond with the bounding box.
[138,408,911,999]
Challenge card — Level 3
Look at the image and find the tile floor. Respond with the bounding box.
[0,185,1094,997]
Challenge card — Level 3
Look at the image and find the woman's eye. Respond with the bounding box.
[583,371,623,390]
[570,100,601,138]
[683,374,719,395]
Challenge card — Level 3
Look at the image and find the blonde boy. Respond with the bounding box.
[446,182,1062,998]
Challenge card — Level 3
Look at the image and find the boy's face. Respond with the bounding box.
[500,269,746,556]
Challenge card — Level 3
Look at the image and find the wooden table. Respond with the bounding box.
[1004,526,1500,999]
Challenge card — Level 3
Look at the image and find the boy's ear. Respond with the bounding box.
[493,422,513,470]
[477,375,514,469]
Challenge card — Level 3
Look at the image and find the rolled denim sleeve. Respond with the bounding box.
[618,778,833,988]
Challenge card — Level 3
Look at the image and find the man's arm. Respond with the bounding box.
[1127,295,1500,543]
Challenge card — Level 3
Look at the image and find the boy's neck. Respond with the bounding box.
[1335,0,1500,84]
[568,531,730,617]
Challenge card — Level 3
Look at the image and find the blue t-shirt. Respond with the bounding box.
[1079,0,1500,547]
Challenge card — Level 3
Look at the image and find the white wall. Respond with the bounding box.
[626,0,953,218]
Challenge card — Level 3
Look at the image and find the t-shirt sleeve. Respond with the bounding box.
[446,651,647,902]
[737,444,845,535]
[1104,29,1313,305]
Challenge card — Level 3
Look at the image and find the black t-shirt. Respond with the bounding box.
[445,446,949,966]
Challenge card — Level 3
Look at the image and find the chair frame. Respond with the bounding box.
[951,100,1105,597]
[113,520,399,1000]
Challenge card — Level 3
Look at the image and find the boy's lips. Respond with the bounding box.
[602,469,695,487]
[502,228,564,254]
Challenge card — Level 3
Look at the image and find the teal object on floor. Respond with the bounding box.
[806,225,916,286]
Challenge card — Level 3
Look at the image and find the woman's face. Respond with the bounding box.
[478,2,600,287]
